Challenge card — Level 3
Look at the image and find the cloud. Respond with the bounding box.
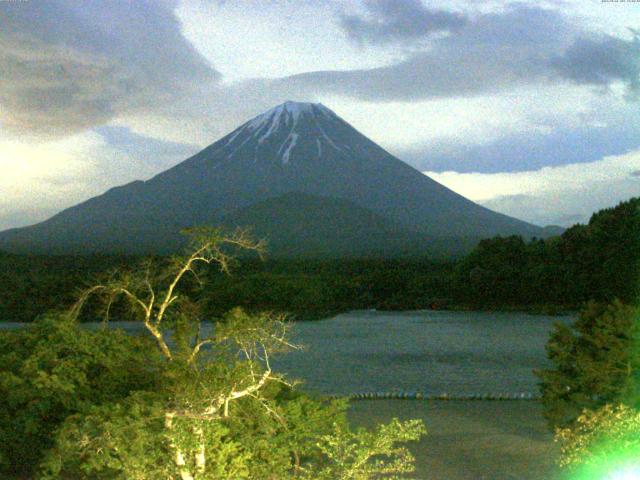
[0,0,218,138]
[408,115,640,173]
[0,132,105,229]
[551,32,640,96]
[0,0,637,234]
[339,0,466,45]
[275,5,640,103]
[555,213,584,224]
[128,3,637,150]
[96,126,199,172]
[0,128,197,231]
[426,149,640,226]
[280,4,574,101]
[1,1,637,149]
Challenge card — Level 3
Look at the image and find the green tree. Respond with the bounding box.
[555,403,640,477]
[536,300,640,430]
[453,235,529,306]
[35,227,424,479]
[301,419,426,480]
[0,313,160,478]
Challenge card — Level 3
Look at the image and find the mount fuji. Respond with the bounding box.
[0,101,543,257]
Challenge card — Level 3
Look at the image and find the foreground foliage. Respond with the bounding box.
[555,403,640,478]
[0,314,160,477]
[1,227,425,479]
[536,300,640,430]
[302,419,426,480]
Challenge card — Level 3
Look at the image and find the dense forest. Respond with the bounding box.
[1,197,638,322]
[452,197,640,308]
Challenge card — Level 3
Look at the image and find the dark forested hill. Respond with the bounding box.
[1,198,636,322]
[452,197,640,307]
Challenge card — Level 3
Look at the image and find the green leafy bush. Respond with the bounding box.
[0,313,160,477]
[536,300,640,430]
[555,403,640,478]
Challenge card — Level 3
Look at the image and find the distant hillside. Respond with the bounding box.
[0,198,636,323]
[540,225,565,237]
[222,192,480,258]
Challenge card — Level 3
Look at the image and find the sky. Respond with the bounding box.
[1,0,639,230]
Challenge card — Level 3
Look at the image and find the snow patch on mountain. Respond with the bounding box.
[217,101,343,164]
[257,111,282,144]
[246,101,320,132]
[314,116,342,153]
[280,133,299,165]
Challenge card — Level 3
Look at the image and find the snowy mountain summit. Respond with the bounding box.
[166,101,369,172]
[248,101,334,128]
[226,101,340,164]
[0,101,543,255]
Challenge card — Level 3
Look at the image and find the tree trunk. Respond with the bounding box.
[165,411,194,480]
[195,426,206,474]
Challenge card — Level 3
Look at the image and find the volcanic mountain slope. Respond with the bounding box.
[0,101,543,256]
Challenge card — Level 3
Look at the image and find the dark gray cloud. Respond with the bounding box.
[281,4,573,101]
[275,5,639,102]
[551,32,640,96]
[631,170,640,177]
[340,0,466,45]
[2,0,638,146]
[0,0,218,138]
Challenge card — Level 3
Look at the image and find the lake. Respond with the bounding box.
[277,310,572,396]
[1,309,573,397]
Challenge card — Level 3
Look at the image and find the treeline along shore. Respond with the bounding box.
[1,197,638,323]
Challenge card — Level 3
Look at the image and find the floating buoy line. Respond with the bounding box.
[326,392,540,401]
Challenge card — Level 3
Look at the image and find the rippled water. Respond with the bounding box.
[1,310,573,396]
[275,310,573,396]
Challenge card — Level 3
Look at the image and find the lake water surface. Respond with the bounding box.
[276,310,572,396]
[1,310,573,397]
